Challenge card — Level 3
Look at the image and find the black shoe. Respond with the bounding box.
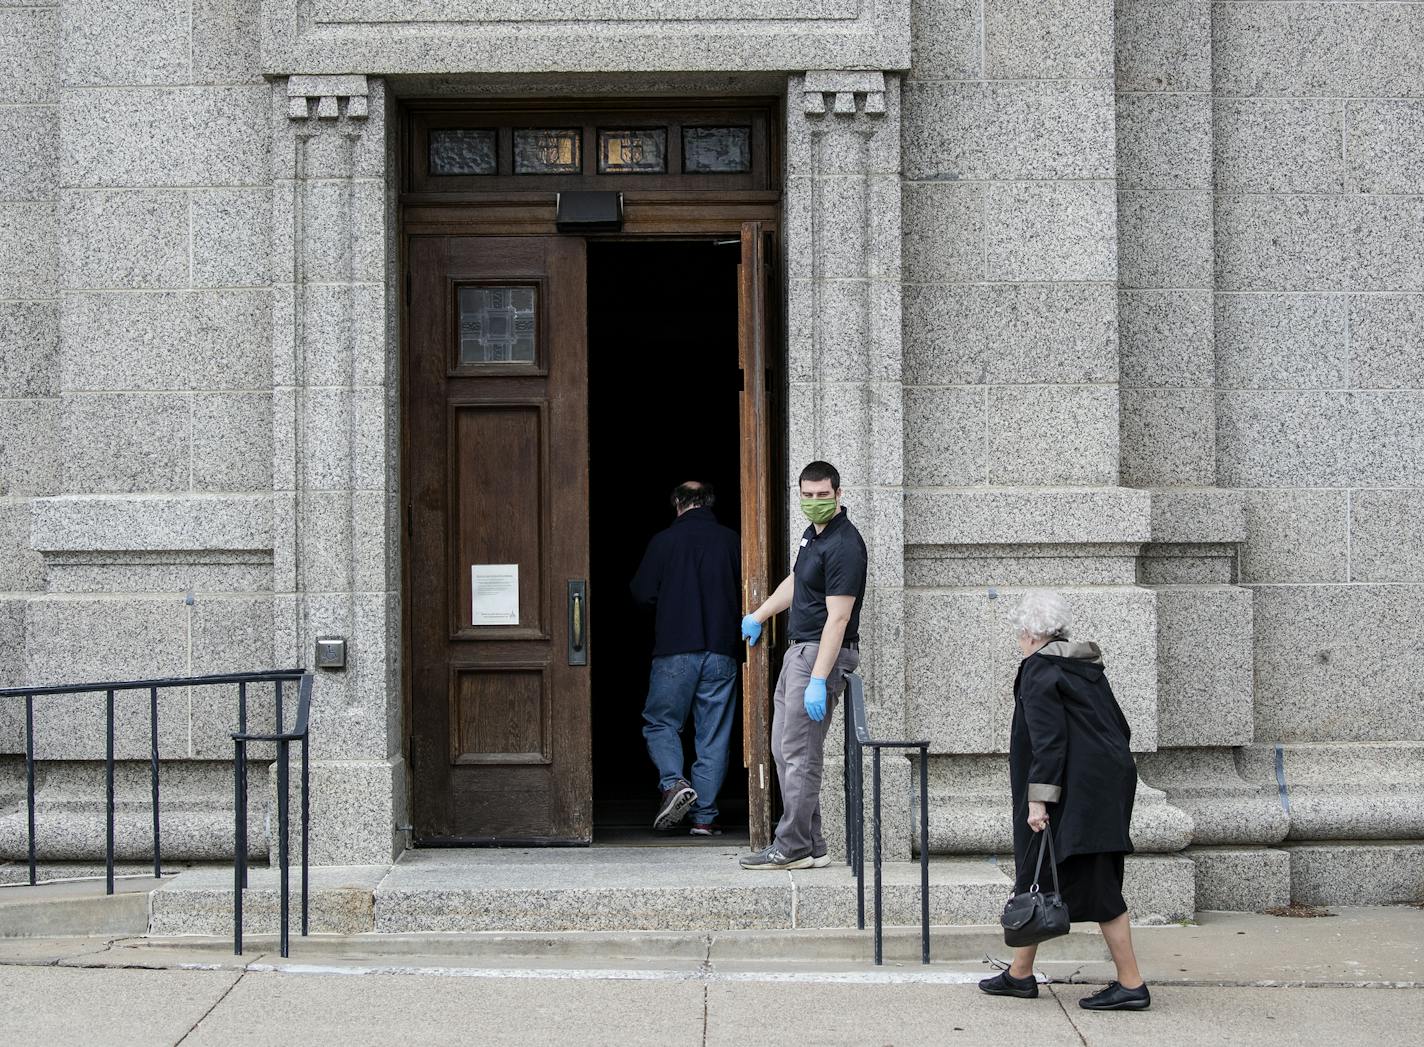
[653,781,697,830]
[978,970,1038,999]
[1079,981,1150,1011]
[738,846,813,870]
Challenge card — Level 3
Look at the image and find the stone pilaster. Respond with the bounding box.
[271,74,402,866]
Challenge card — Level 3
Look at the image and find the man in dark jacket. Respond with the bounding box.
[630,481,742,834]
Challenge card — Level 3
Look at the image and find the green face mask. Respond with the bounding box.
[800,497,838,525]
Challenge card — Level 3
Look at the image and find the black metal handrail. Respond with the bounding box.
[0,668,312,958]
[841,671,930,965]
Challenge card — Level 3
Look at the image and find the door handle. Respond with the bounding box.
[568,580,587,666]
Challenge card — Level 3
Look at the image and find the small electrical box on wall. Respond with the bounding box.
[315,636,347,670]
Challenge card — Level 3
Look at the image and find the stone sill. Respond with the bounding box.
[30,495,274,554]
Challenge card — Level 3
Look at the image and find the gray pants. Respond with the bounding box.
[771,641,861,856]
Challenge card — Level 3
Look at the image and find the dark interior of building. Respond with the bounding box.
[586,239,749,838]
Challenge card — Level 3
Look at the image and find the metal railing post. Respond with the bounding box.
[150,685,161,878]
[105,688,115,896]
[842,705,852,868]
[919,744,930,965]
[233,737,245,956]
[872,746,883,965]
[301,734,310,937]
[24,694,36,886]
[277,738,291,958]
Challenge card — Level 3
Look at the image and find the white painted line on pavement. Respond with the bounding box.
[243,962,989,985]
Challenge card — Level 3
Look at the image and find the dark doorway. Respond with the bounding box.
[587,240,749,838]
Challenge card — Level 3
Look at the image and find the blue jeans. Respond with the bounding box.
[641,651,738,825]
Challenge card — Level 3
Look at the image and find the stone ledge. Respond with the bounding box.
[1285,842,1424,907]
[1238,742,1424,841]
[905,487,1152,546]
[1147,488,1245,544]
[1187,847,1291,912]
[31,495,273,554]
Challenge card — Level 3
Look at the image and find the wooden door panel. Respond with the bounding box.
[409,234,591,844]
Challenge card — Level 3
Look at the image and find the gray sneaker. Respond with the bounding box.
[809,848,832,868]
[739,846,814,871]
[653,781,697,831]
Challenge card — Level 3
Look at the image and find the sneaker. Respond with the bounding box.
[653,781,697,831]
[1078,981,1150,1011]
[809,847,832,868]
[739,846,814,870]
[689,823,723,837]
[978,970,1039,999]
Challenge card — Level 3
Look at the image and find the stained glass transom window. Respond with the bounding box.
[513,128,582,174]
[458,286,536,364]
[598,128,667,174]
[682,126,752,174]
[430,129,497,176]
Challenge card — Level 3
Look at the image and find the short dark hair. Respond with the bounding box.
[798,461,840,491]
[671,481,715,512]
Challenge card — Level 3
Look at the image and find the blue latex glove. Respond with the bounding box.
[804,677,828,722]
[741,614,763,646]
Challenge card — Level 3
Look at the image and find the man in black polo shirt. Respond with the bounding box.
[630,481,742,835]
[737,461,867,870]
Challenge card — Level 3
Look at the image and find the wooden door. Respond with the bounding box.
[739,221,775,849]
[407,235,592,844]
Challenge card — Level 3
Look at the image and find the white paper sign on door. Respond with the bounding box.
[471,564,519,625]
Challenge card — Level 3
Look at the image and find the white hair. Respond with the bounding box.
[1008,590,1072,640]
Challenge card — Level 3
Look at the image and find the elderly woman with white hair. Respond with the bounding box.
[978,590,1151,1011]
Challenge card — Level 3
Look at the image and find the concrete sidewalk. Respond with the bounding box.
[1,907,1421,1045]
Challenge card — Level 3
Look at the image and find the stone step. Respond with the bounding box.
[0,875,159,938]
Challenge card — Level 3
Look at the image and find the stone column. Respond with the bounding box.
[271,75,402,866]
[784,71,909,857]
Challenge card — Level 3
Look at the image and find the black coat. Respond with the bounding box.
[1010,641,1137,875]
[629,507,742,659]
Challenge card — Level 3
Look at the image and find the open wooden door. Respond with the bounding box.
[738,221,775,849]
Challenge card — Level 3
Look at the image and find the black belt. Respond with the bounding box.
[791,639,859,651]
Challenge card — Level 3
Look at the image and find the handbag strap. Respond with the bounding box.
[1029,828,1061,896]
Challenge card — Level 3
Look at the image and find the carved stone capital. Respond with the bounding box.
[287,74,369,121]
[801,70,886,118]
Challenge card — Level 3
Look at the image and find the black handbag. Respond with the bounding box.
[1000,828,1071,947]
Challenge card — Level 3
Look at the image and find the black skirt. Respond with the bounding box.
[1014,850,1127,924]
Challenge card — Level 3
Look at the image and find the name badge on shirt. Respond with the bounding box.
[799,538,809,547]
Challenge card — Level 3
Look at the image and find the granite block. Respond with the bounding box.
[1351,489,1424,583]
[282,282,388,389]
[1286,842,1424,907]
[1214,293,1348,390]
[0,202,58,298]
[59,190,188,290]
[0,397,59,497]
[1117,190,1212,290]
[1349,392,1424,488]
[0,599,25,689]
[0,106,58,201]
[987,385,1118,486]
[1213,99,1345,194]
[903,387,986,488]
[30,493,272,552]
[60,89,190,189]
[1116,93,1211,192]
[1115,0,1211,93]
[59,393,190,494]
[1152,588,1253,748]
[1137,748,1289,846]
[984,0,1113,79]
[299,178,385,285]
[191,392,272,493]
[352,386,394,492]
[1215,391,1350,488]
[905,487,1152,545]
[191,188,270,287]
[1213,194,1350,293]
[0,301,58,398]
[1120,388,1215,488]
[1347,99,1424,194]
[1239,488,1348,585]
[986,181,1116,283]
[1187,848,1290,912]
[188,596,276,758]
[0,7,57,104]
[60,0,189,87]
[299,759,402,866]
[0,501,43,591]
[1251,586,1424,743]
[906,543,1140,588]
[908,0,980,81]
[1118,290,1213,389]
[192,289,272,389]
[1148,488,1245,545]
[901,82,976,182]
[150,865,385,936]
[905,590,996,753]
[192,0,263,85]
[42,552,272,596]
[60,291,191,391]
[1213,1,1424,99]
[300,388,353,492]
[298,490,354,594]
[1250,740,1424,840]
[901,181,983,284]
[1121,854,1195,924]
[811,180,868,283]
[814,280,870,382]
[1349,195,1424,293]
[1350,294,1424,389]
